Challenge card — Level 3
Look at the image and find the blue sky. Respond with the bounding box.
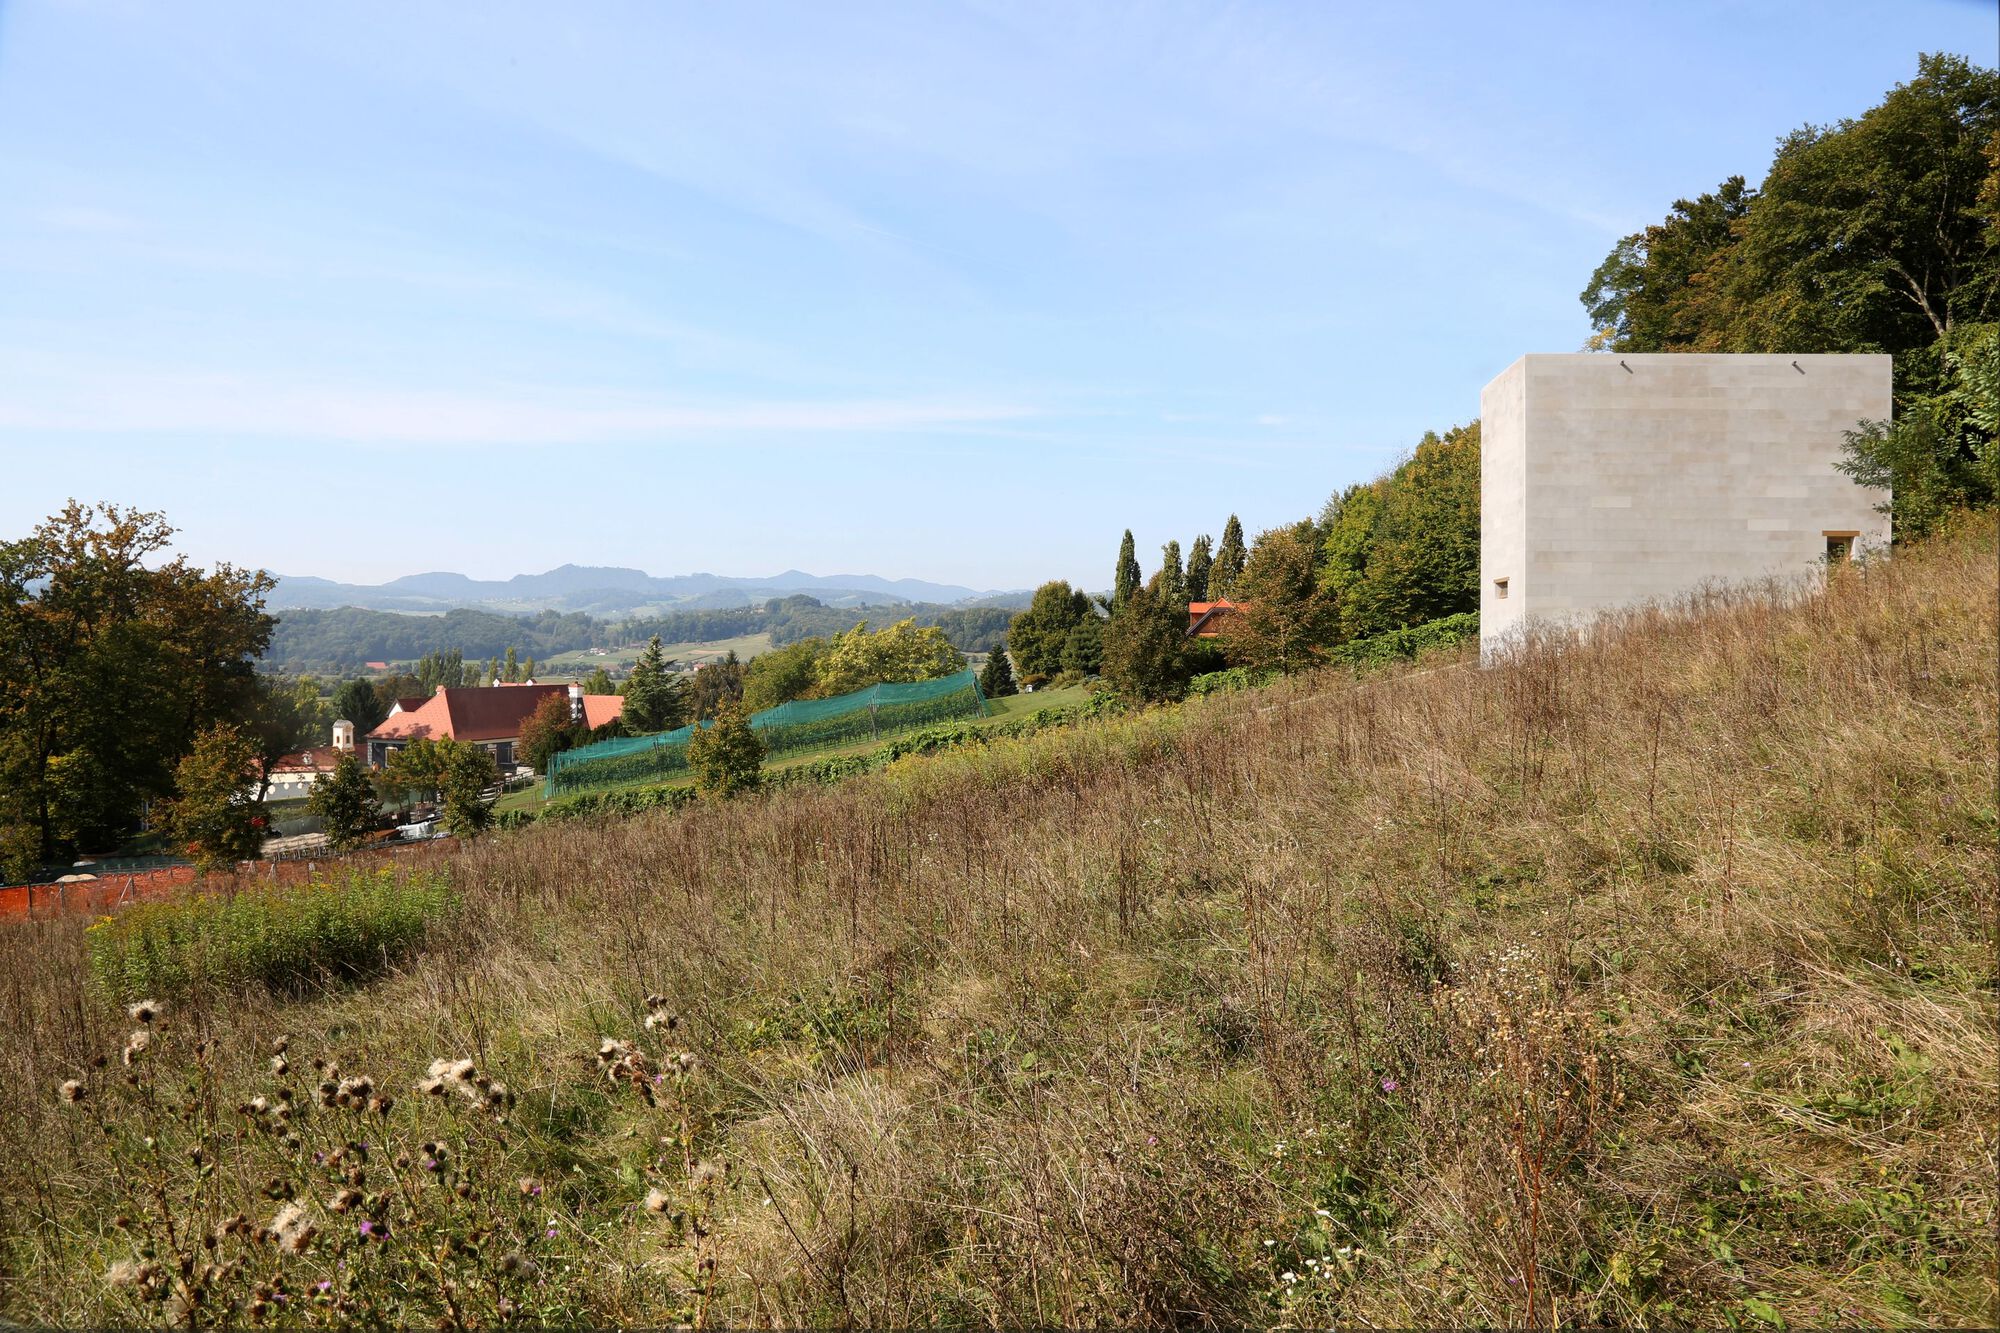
[0,2,1992,592]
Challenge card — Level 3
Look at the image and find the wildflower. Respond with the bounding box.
[127,999,163,1024]
[59,1079,85,1105]
[645,992,669,1011]
[271,1035,289,1054]
[517,1176,543,1197]
[690,1160,726,1190]
[665,1051,700,1076]
[499,1250,536,1278]
[417,1076,446,1096]
[329,1189,362,1213]
[247,1095,270,1116]
[334,1075,375,1108]
[122,1030,152,1065]
[105,1258,144,1288]
[597,1037,633,1065]
[643,1188,672,1214]
[644,1011,680,1032]
[270,1055,289,1077]
[1380,1077,1400,1093]
[367,1094,394,1117]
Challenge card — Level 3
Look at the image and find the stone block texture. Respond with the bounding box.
[1479,353,1891,659]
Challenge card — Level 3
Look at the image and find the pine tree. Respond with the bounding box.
[979,642,1019,697]
[1113,530,1142,612]
[1210,515,1247,600]
[1185,535,1213,607]
[1159,540,1186,608]
[621,636,688,733]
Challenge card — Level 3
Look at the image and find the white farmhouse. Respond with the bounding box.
[1479,353,1892,661]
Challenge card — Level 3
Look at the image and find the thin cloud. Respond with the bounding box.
[0,371,1037,445]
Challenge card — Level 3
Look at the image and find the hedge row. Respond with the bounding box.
[1324,611,1479,667]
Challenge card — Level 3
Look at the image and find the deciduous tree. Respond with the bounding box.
[688,701,764,798]
[1007,582,1095,680]
[1102,576,1192,703]
[745,639,827,709]
[1223,525,1342,674]
[307,751,380,851]
[331,676,388,737]
[166,725,266,871]
[0,502,275,862]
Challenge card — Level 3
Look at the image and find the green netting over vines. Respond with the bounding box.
[544,670,987,796]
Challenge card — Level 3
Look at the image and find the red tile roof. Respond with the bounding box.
[270,746,352,775]
[368,685,623,744]
[1187,599,1245,637]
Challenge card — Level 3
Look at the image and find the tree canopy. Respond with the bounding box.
[814,619,965,696]
[1006,582,1098,681]
[0,503,275,868]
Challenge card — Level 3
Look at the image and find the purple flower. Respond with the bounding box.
[358,1220,375,1237]
[546,1226,557,1238]
[316,1281,332,1293]
[422,1157,440,1172]
[1380,1078,1399,1093]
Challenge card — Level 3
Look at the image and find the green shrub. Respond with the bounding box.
[86,870,457,1000]
[1187,666,1276,697]
[1325,611,1479,668]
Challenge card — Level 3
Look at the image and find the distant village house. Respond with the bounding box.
[366,682,622,770]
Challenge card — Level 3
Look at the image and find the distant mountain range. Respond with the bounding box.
[270,564,1014,616]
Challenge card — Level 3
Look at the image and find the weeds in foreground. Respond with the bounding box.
[1,516,1994,1326]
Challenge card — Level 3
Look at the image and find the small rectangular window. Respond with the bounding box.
[1493,577,1509,600]
[1823,532,1857,563]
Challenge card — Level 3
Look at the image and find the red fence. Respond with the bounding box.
[0,837,463,921]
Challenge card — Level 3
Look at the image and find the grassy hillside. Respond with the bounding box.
[539,632,774,675]
[1,518,1993,1326]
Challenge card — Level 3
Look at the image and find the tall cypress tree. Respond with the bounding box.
[1159,540,1186,608]
[1113,530,1142,612]
[979,641,1019,697]
[1210,515,1247,600]
[1185,535,1213,606]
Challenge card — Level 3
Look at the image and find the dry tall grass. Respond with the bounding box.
[2,516,1994,1327]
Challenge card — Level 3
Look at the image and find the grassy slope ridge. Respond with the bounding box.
[0,519,1993,1326]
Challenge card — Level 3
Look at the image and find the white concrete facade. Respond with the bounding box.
[1479,353,1891,659]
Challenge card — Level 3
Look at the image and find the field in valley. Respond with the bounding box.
[1,518,1993,1327]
